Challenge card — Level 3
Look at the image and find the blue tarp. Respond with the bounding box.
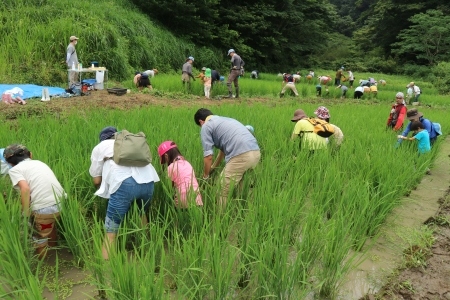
[0,84,66,100]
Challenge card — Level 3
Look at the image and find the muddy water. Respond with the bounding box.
[339,136,450,299]
[41,249,98,299]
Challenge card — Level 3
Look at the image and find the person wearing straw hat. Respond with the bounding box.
[290,109,327,151]
[66,35,79,87]
[334,66,345,86]
[397,108,439,146]
[226,49,244,98]
[387,92,407,131]
[182,56,196,92]
[314,106,344,146]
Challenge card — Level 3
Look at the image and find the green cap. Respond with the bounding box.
[205,68,211,77]
[3,144,28,160]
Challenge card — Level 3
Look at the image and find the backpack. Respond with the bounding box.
[303,118,335,138]
[113,130,152,167]
[432,122,442,136]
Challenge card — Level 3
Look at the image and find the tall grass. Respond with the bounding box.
[0,0,225,85]
[0,101,447,298]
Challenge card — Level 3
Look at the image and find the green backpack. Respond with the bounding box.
[113,129,152,167]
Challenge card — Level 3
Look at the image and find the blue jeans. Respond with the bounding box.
[105,177,154,233]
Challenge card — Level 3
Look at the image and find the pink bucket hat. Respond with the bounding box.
[314,106,330,120]
[158,141,177,164]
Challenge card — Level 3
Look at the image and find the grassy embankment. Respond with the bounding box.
[0,0,224,86]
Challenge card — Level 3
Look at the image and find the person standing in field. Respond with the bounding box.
[335,66,345,86]
[226,49,245,98]
[89,126,160,260]
[66,35,79,87]
[314,106,344,147]
[290,109,327,151]
[407,82,421,103]
[4,144,66,259]
[398,108,439,146]
[182,56,196,92]
[194,108,260,207]
[347,69,354,88]
[387,92,407,131]
[203,68,212,99]
[280,73,299,98]
[157,141,203,208]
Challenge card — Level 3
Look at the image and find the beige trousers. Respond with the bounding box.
[219,150,260,205]
[281,83,299,96]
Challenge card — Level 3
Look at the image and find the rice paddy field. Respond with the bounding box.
[0,72,449,299]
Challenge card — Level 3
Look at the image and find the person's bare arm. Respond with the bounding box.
[203,155,213,179]
[93,176,102,189]
[211,150,225,169]
[17,180,31,217]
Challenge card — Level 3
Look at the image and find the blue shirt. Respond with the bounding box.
[200,116,260,163]
[399,117,436,144]
[414,130,431,154]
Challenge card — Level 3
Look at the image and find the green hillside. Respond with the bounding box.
[0,0,225,85]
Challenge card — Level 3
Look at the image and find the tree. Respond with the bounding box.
[391,10,450,65]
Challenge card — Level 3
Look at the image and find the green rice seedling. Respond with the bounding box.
[0,193,45,299]
[57,180,93,267]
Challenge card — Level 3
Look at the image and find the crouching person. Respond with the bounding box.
[4,144,65,259]
[89,127,160,260]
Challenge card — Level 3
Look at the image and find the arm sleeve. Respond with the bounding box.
[89,148,104,177]
[422,119,432,135]
[398,122,412,143]
[394,107,407,131]
[66,52,71,63]
[8,168,24,187]
[200,127,215,157]
[293,121,303,135]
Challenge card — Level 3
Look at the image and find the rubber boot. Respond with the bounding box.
[235,87,239,99]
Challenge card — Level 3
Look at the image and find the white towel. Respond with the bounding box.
[96,71,105,83]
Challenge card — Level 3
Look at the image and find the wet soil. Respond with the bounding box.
[358,137,450,300]
[370,193,450,300]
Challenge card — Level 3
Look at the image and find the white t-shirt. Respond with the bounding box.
[143,70,155,77]
[89,139,160,199]
[8,159,65,211]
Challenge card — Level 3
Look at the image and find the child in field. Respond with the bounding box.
[4,144,65,258]
[158,141,203,208]
[397,121,430,154]
[2,87,27,105]
[203,68,212,99]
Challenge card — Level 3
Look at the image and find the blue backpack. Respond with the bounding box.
[432,122,442,136]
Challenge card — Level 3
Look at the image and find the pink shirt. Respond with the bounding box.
[168,157,203,208]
